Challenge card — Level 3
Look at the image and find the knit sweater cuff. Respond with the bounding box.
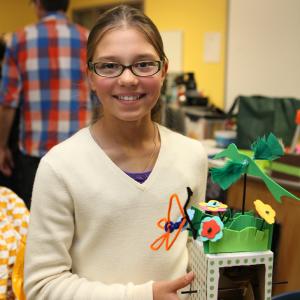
[128,280,153,300]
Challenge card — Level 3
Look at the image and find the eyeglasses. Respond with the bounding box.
[88,60,162,78]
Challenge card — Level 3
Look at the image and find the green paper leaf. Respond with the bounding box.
[210,161,248,190]
[251,133,284,160]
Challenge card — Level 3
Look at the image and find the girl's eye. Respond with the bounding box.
[135,61,156,68]
[100,63,120,70]
[94,62,122,76]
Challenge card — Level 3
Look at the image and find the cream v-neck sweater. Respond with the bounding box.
[24,125,208,300]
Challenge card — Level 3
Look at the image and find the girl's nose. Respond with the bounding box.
[117,68,139,86]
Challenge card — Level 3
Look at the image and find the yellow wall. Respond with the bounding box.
[0,0,227,108]
[0,1,36,33]
[70,0,125,8]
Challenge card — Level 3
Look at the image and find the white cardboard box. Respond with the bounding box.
[188,240,273,300]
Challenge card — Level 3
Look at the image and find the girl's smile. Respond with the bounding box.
[113,93,147,102]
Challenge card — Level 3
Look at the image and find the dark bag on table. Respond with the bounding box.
[231,95,300,149]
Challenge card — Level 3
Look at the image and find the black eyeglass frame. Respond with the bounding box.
[88,60,162,78]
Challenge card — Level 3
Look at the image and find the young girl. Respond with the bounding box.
[24,5,208,300]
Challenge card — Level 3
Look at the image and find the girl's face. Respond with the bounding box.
[88,27,168,123]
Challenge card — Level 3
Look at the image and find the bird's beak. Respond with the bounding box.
[213,150,227,159]
[213,143,237,159]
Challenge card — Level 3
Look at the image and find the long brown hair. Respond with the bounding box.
[87,5,168,123]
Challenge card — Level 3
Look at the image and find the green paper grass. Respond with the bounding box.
[189,206,273,254]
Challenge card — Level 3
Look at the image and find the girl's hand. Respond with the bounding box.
[153,271,194,300]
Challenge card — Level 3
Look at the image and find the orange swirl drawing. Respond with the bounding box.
[150,193,187,251]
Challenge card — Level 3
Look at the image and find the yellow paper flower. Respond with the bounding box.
[254,199,276,224]
[199,200,228,212]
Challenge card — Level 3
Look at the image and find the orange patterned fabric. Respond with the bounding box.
[0,187,29,300]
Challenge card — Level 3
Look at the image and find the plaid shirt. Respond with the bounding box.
[0,13,91,157]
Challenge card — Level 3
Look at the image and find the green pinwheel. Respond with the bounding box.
[210,133,300,204]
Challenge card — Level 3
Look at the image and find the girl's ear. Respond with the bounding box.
[86,67,96,91]
[160,61,168,87]
[161,61,169,79]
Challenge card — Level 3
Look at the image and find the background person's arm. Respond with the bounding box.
[0,105,16,176]
[0,32,22,176]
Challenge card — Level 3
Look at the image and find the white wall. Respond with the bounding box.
[225,0,300,110]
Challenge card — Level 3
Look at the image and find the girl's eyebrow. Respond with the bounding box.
[134,54,159,60]
[93,54,159,62]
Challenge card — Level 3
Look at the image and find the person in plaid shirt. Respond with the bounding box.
[0,0,91,208]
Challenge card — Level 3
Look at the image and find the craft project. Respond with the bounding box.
[195,133,299,254]
[150,133,299,254]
